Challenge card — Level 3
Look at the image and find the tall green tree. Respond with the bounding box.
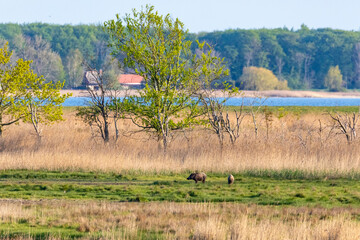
[104,5,228,152]
[324,65,343,91]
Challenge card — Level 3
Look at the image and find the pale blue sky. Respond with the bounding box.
[2,0,360,33]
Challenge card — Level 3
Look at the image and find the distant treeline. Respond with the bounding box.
[1,23,360,90]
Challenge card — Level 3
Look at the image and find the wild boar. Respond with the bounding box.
[228,174,234,184]
[187,172,207,183]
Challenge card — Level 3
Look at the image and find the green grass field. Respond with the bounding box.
[1,169,360,206]
[2,169,360,239]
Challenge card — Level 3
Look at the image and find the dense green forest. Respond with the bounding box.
[1,23,360,90]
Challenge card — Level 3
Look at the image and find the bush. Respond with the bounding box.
[238,66,289,90]
[324,65,343,92]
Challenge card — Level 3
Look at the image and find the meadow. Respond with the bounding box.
[1,106,360,239]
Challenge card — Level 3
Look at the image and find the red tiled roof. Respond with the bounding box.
[117,74,144,84]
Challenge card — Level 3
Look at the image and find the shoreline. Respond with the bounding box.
[60,89,360,98]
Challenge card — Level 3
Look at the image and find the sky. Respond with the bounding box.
[2,0,360,33]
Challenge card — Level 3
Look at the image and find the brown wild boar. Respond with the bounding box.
[187,172,206,183]
[228,174,234,184]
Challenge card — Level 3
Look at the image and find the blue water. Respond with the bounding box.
[63,97,360,107]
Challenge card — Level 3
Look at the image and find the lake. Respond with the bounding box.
[63,97,360,107]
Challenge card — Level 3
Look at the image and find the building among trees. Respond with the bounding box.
[82,71,100,90]
[117,74,144,89]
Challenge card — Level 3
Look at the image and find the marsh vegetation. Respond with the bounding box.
[1,107,360,238]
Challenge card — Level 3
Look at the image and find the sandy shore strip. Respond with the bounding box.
[60,89,360,98]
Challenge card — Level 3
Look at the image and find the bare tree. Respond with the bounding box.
[329,112,359,144]
[263,106,273,140]
[199,85,245,151]
[76,63,125,143]
[202,96,226,150]
[248,96,267,138]
[317,119,336,148]
[223,106,246,145]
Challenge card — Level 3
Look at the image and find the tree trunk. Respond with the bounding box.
[163,136,168,155]
[0,114,2,138]
[251,111,258,138]
[104,120,109,143]
[218,136,224,156]
[114,118,119,142]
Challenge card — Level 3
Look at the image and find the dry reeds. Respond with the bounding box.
[0,110,359,174]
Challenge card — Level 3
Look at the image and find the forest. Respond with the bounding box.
[1,23,360,90]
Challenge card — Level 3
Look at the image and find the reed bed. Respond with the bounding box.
[0,109,359,175]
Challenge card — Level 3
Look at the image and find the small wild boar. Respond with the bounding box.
[187,172,207,183]
[228,174,234,184]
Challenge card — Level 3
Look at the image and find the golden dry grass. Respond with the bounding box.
[1,199,360,239]
[0,109,360,174]
[2,110,360,239]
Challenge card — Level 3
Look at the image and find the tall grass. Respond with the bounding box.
[1,199,360,239]
[1,109,360,175]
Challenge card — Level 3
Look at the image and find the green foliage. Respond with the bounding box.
[324,65,343,91]
[1,23,360,90]
[104,5,228,151]
[0,42,70,137]
[0,43,38,134]
[22,78,71,137]
[198,27,360,89]
[239,66,289,90]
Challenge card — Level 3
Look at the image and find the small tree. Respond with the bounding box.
[248,96,267,138]
[23,79,71,140]
[77,67,111,143]
[263,106,273,140]
[104,5,228,153]
[239,66,289,90]
[329,111,358,144]
[324,66,343,91]
[199,82,245,151]
[76,64,126,143]
[0,42,70,138]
